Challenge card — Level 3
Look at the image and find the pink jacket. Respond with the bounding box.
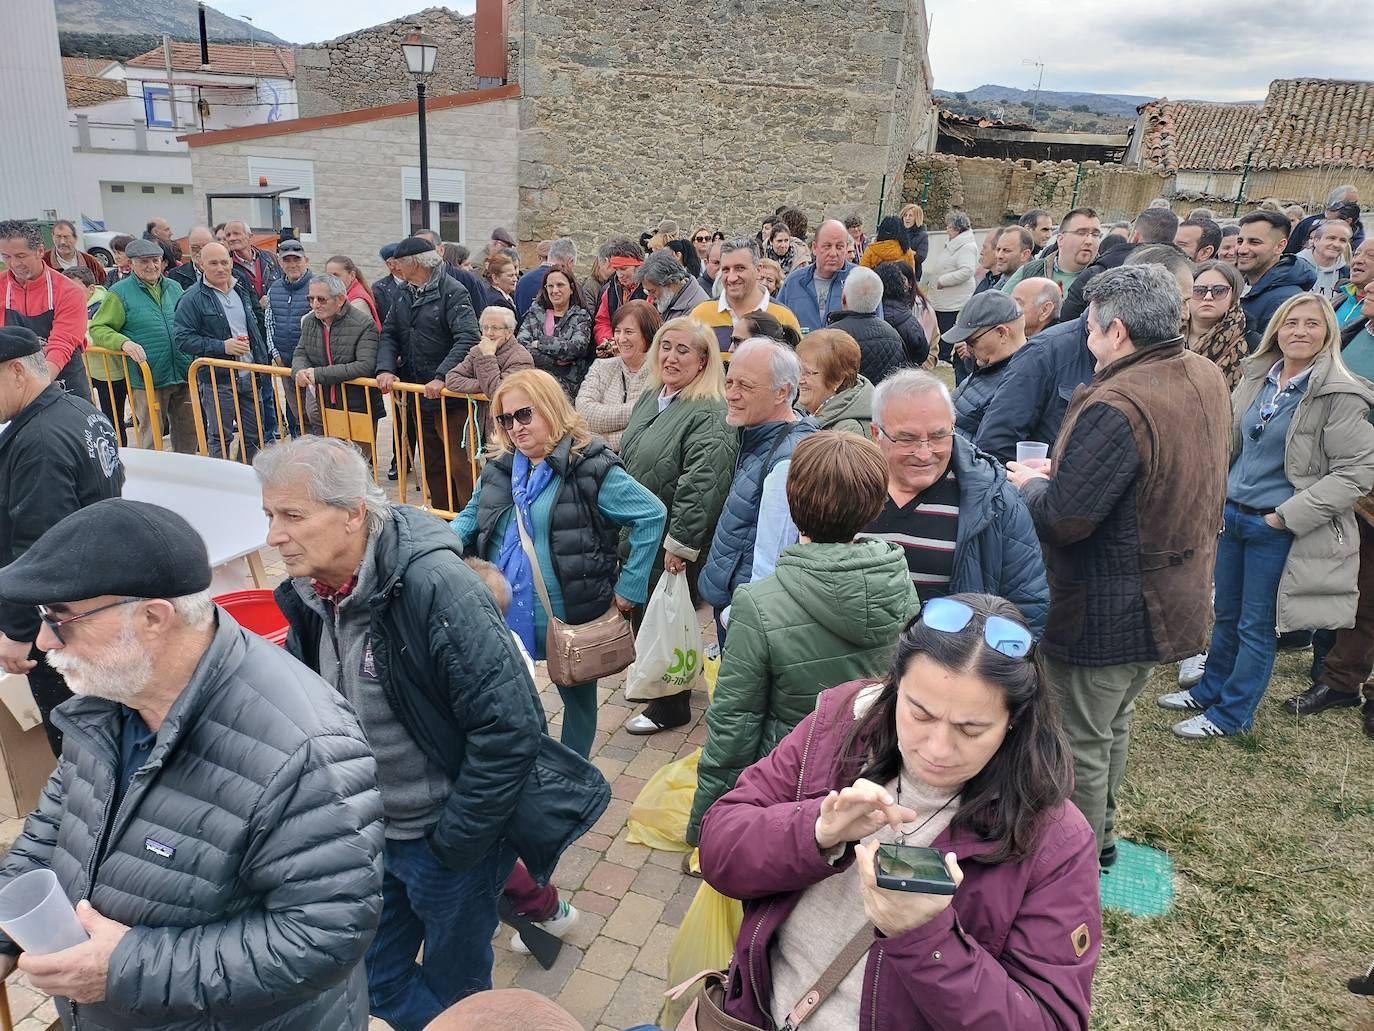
[699,680,1101,1031]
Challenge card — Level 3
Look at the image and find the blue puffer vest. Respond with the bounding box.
[698,416,817,608]
[267,271,314,363]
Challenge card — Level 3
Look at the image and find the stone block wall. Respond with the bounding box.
[296,7,482,117]
[512,0,932,251]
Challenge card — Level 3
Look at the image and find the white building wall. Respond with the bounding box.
[1,0,81,221]
[189,97,520,283]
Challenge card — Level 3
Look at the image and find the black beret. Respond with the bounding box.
[0,500,211,605]
[0,327,43,362]
[392,236,436,259]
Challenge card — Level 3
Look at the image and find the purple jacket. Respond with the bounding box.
[699,680,1101,1031]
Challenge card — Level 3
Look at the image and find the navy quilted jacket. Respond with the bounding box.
[953,355,1015,440]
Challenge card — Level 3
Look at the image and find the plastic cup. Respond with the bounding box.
[0,869,88,954]
[1016,442,1050,467]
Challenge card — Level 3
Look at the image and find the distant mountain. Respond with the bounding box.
[936,84,1156,119]
[55,0,291,45]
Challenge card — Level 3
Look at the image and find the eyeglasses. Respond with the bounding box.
[693,235,709,243]
[875,425,954,451]
[1248,399,1281,441]
[1193,284,1232,299]
[1062,228,1103,240]
[38,598,140,646]
[495,406,536,430]
[921,597,1033,659]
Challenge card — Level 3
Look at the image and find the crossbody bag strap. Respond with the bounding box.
[782,924,876,1029]
[513,505,558,624]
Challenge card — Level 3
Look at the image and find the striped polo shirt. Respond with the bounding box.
[860,468,961,600]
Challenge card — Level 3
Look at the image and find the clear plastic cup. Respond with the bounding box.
[1016,441,1050,465]
[0,869,88,954]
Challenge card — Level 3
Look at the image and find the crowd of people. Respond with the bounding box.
[0,183,1370,1030]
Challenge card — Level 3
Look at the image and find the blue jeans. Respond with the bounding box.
[1191,503,1294,733]
[365,837,515,1031]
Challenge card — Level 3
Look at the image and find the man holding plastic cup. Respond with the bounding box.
[0,499,384,1030]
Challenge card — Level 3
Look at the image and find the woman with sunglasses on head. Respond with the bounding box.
[696,593,1100,1031]
[1160,294,1374,737]
[452,369,665,758]
[1185,260,1248,388]
[517,267,594,400]
[684,432,917,847]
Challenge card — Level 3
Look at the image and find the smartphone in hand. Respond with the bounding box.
[874,844,957,894]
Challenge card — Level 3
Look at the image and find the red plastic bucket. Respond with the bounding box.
[214,589,289,647]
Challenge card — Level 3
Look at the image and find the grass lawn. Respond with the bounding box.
[1094,652,1374,1030]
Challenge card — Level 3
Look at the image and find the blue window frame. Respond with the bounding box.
[143,86,172,128]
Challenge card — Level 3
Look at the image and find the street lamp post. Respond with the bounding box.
[401,29,439,231]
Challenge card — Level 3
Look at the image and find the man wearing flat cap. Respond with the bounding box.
[0,499,385,1031]
[376,236,481,511]
[946,290,1030,440]
[0,327,124,754]
[89,239,198,453]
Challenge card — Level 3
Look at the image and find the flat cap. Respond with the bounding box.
[941,289,1024,343]
[379,242,399,261]
[0,327,43,362]
[123,239,163,259]
[392,236,436,259]
[0,500,211,605]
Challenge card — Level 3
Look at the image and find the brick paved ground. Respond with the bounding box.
[0,541,716,1031]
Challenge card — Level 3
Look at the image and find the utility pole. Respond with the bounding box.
[162,34,179,129]
[1022,58,1045,125]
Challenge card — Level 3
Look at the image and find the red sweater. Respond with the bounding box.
[0,268,89,369]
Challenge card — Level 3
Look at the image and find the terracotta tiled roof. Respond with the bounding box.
[62,56,115,79]
[65,74,127,109]
[1135,98,1261,174]
[1252,78,1374,169]
[126,42,295,79]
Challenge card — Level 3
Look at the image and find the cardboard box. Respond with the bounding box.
[0,674,56,820]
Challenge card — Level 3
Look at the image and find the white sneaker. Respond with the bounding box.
[1172,713,1227,739]
[1157,689,1203,711]
[510,900,578,955]
[1178,653,1207,688]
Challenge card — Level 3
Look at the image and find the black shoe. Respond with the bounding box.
[1363,703,1374,740]
[1277,629,1314,652]
[1282,683,1362,716]
[387,466,399,481]
[1099,844,1118,868]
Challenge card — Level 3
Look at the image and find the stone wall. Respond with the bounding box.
[512,0,933,252]
[296,7,481,118]
[189,97,520,283]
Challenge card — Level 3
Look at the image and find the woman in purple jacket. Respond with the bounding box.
[698,594,1101,1031]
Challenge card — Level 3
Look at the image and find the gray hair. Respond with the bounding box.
[412,249,443,270]
[252,437,391,534]
[1148,197,1172,209]
[480,305,516,329]
[1315,218,1353,240]
[946,210,972,233]
[1028,279,1063,321]
[733,336,800,399]
[171,590,214,630]
[1327,184,1359,208]
[548,237,577,263]
[0,220,43,250]
[842,266,883,313]
[872,369,954,425]
[15,351,50,380]
[313,272,347,298]
[1084,264,1183,347]
[639,249,692,288]
[1124,243,1193,278]
[719,237,758,265]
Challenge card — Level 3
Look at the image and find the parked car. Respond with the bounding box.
[81,215,120,268]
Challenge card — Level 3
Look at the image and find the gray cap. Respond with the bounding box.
[941,289,1024,343]
[124,239,164,259]
[277,239,306,255]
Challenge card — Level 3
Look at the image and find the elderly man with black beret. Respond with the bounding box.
[0,499,385,1031]
[0,327,124,755]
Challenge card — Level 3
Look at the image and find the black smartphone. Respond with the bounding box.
[874,843,957,894]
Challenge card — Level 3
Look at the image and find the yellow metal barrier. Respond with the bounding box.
[186,358,485,520]
[84,350,163,450]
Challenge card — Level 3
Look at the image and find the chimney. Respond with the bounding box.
[474,0,508,86]
[198,2,210,67]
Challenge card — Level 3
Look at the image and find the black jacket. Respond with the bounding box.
[277,506,609,883]
[953,355,1016,439]
[905,224,930,270]
[377,265,481,391]
[0,386,124,640]
[1058,238,1137,323]
[371,275,405,326]
[826,309,908,384]
[882,300,930,366]
[1240,255,1318,351]
[173,277,274,365]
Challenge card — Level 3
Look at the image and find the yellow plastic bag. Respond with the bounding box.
[626,749,700,852]
[659,881,744,1028]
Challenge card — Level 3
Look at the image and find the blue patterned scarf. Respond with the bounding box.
[497,450,556,653]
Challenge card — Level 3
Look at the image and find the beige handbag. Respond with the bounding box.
[514,507,636,687]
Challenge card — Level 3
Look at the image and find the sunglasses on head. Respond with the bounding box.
[495,406,535,430]
[920,597,1033,659]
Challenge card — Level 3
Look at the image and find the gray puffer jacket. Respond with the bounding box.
[0,613,385,1031]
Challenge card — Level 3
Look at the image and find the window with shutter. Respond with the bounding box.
[401,167,465,241]
[246,157,317,240]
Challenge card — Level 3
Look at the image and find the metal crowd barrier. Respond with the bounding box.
[84,350,163,450]
[186,358,485,520]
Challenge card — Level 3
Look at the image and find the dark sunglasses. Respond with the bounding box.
[920,597,1033,659]
[693,235,709,243]
[1193,284,1232,299]
[495,406,536,430]
[1248,399,1281,441]
[38,598,140,646]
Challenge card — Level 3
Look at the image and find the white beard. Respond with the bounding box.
[46,618,152,706]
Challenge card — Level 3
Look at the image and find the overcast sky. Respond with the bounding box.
[231,0,1372,104]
